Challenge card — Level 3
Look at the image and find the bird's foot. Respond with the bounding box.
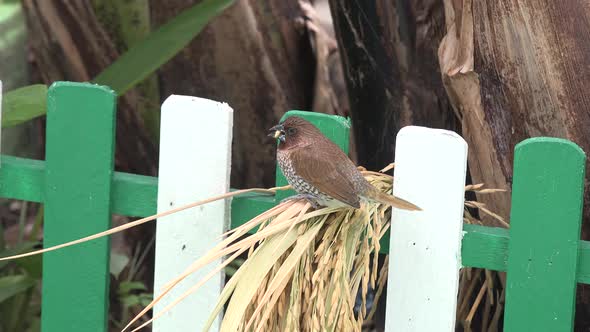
[280,194,321,209]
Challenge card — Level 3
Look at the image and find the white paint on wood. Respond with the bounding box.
[153,95,233,332]
[385,126,468,332]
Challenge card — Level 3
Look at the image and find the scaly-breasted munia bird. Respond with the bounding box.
[269,116,421,211]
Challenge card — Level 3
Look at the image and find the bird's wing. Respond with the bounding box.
[290,142,361,208]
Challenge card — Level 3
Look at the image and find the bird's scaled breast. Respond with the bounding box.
[277,151,332,201]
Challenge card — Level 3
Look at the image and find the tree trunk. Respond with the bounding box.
[440,0,590,329]
[92,0,161,141]
[328,0,458,172]
[329,1,465,330]
[150,0,316,189]
[22,0,158,176]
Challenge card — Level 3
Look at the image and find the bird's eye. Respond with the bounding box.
[287,127,297,135]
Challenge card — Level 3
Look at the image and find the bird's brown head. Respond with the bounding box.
[268,116,321,150]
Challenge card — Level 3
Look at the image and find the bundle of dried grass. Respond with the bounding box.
[121,169,504,332]
[0,165,504,331]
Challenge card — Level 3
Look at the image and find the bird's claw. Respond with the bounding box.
[280,194,321,209]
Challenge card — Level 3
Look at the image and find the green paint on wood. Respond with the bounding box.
[461,224,509,271]
[111,172,157,216]
[41,82,116,332]
[0,156,157,217]
[504,138,585,331]
[230,193,275,229]
[380,229,391,253]
[0,155,44,202]
[274,110,351,201]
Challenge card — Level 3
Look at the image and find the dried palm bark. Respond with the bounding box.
[328,0,458,171]
[328,1,508,330]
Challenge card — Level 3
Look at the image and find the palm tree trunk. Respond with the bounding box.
[441,0,590,329]
[328,0,458,172]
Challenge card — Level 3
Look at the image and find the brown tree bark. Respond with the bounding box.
[440,0,590,329]
[328,2,467,330]
[150,0,317,189]
[24,0,343,188]
[328,0,459,172]
[22,0,158,176]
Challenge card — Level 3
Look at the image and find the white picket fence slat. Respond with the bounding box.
[385,126,468,331]
[153,95,233,332]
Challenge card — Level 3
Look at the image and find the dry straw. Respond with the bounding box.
[124,168,506,332]
[0,166,506,331]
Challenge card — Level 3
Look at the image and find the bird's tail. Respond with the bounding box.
[364,189,422,211]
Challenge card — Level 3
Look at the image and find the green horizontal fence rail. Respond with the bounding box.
[0,81,587,331]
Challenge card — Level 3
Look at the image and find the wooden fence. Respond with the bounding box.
[0,81,587,331]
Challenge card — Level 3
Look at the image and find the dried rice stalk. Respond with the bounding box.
[124,171,504,332]
[0,162,505,331]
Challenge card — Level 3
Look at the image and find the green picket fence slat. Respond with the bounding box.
[41,82,116,331]
[504,138,586,331]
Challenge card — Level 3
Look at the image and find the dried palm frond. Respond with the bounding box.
[0,165,505,332]
[125,171,505,332]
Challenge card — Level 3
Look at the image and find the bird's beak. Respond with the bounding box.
[268,124,285,142]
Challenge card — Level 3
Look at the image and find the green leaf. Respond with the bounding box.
[1,0,234,128]
[224,265,238,277]
[118,281,147,295]
[0,275,35,303]
[1,85,47,128]
[0,242,39,270]
[120,292,151,307]
[138,293,152,307]
[15,255,43,280]
[121,294,140,307]
[93,0,235,95]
